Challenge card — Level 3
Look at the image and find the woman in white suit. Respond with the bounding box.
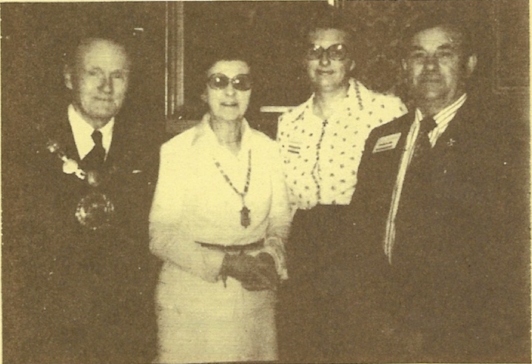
[149,49,291,363]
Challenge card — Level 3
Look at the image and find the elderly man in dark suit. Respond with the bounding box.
[7,36,160,363]
[339,15,529,363]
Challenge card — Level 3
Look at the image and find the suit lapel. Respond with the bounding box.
[106,118,130,169]
[366,113,414,189]
[106,121,121,168]
[349,113,415,264]
[437,97,484,153]
[47,114,80,161]
[429,100,475,182]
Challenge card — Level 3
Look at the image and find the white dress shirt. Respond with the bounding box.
[68,104,114,160]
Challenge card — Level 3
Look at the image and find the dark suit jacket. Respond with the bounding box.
[345,97,529,362]
[4,111,161,363]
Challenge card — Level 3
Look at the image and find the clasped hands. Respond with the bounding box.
[221,252,279,291]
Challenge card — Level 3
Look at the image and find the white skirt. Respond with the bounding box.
[155,263,277,363]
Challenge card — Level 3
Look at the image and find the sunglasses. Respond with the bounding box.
[306,43,349,61]
[207,73,252,91]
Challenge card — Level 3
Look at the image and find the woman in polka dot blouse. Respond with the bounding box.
[276,8,407,363]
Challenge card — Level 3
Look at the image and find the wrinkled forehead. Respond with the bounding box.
[75,38,130,69]
[409,25,466,53]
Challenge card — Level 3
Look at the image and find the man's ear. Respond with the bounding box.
[200,91,207,103]
[464,54,478,78]
[64,65,74,90]
[401,59,407,72]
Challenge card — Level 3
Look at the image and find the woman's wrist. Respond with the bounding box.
[220,254,234,287]
[263,236,288,280]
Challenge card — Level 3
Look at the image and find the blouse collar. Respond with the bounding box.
[195,113,251,159]
[288,78,362,122]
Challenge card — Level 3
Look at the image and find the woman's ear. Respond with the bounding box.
[349,59,355,73]
[201,91,207,103]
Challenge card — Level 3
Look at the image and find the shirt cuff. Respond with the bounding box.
[263,236,288,280]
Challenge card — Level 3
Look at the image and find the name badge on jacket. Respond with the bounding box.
[373,133,401,153]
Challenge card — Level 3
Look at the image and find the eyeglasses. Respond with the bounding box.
[306,43,349,61]
[207,73,252,91]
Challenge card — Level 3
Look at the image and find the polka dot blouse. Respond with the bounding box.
[277,79,407,210]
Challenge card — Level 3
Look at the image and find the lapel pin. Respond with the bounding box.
[447,138,456,147]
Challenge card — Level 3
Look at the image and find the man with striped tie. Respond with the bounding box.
[336,13,529,363]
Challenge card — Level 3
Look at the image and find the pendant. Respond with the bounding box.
[240,205,251,228]
[75,192,115,230]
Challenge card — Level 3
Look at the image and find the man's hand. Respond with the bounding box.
[222,252,279,291]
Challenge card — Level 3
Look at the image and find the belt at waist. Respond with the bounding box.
[196,239,264,253]
[294,204,353,221]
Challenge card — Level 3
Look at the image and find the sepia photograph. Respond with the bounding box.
[1,1,530,363]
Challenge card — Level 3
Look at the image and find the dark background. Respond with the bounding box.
[1,1,529,134]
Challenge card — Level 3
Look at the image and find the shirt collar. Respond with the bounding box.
[308,78,356,107]
[68,104,115,158]
[415,93,468,126]
[296,78,359,121]
[280,78,371,127]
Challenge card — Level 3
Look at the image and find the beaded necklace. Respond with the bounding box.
[311,79,364,203]
[214,149,252,228]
